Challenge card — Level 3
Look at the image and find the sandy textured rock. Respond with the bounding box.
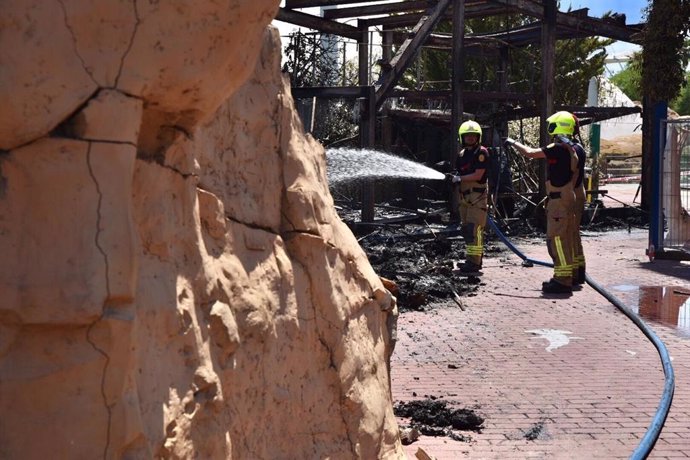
[0,3,403,459]
[0,1,98,150]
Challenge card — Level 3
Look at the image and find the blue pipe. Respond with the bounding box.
[487,216,675,459]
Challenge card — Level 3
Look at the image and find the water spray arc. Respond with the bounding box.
[325,148,445,185]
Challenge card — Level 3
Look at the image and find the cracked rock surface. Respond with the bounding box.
[0,2,404,458]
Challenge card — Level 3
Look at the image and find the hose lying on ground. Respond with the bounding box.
[486,215,675,460]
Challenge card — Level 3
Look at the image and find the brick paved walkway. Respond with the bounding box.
[391,228,690,459]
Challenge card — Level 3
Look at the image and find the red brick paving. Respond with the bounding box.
[391,227,690,459]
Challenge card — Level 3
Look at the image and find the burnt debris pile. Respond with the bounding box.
[333,196,647,312]
[355,222,499,312]
[394,399,484,443]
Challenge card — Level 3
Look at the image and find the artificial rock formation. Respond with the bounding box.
[0,1,403,458]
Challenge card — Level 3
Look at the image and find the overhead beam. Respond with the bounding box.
[392,23,590,50]
[286,0,392,8]
[493,105,641,124]
[362,4,509,28]
[374,0,454,110]
[280,0,643,44]
[323,0,429,20]
[290,87,535,103]
[290,86,372,99]
[391,89,534,102]
[275,8,360,40]
[490,0,643,43]
[322,0,492,20]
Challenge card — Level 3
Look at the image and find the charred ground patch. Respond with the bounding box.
[394,398,484,442]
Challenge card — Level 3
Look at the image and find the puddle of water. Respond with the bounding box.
[637,286,690,332]
[612,284,639,292]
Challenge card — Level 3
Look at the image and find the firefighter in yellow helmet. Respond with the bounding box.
[449,120,490,274]
[505,111,579,294]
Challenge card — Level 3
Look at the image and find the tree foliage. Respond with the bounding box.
[610,47,690,115]
[400,11,612,115]
[609,52,643,102]
[642,0,690,103]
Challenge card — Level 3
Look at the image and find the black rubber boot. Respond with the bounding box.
[572,272,582,286]
[541,279,572,294]
[578,267,586,285]
[457,261,482,275]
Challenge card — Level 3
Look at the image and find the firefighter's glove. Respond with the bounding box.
[451,175,462,183]
[503,137,516,147]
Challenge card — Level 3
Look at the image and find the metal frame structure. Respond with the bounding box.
[651,118,690,259]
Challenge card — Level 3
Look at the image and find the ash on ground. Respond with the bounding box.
[356,226,503,312]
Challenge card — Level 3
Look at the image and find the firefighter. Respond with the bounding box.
[449,120,490,274]
[570,115,587,285]
[505,111,579,294]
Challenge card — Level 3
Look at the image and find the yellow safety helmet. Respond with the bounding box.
[546,111,576,136]
[458,120,482,144]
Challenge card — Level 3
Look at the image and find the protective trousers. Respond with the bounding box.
[572,184,586,279]
[546,189,575,287]
[458,182,487,267]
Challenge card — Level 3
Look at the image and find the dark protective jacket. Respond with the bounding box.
[541,143,574,188]
[455,145,490,184]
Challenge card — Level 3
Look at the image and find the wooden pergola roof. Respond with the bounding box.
[275,0,645,220]
[276,0,643,121]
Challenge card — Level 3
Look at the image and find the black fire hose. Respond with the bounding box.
[487,215,675,459]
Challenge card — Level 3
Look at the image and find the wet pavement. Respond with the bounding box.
[389,189,690,459]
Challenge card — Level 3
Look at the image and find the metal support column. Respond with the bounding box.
[649,101,667,259]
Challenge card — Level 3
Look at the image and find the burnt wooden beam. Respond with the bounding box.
[322,0,493,20]
[538,0,556,198]
[556,15,644,44]
[381,29,394,151]
[279,0,642,43]
[566,106,642,125]
[290,86,372,99]
[323,0,430,20]
[493,105,641,124]
[286,0,391,8]
[468,21,590,47]
[387,108,473,126]
[490,0,643,43]
[390,89,534,102]
[275,8,360,40]
[374,0,453,110]
[451,0,465,170]
[392,22,589,50]
[386,105,640,127]
[363,4,510,28]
